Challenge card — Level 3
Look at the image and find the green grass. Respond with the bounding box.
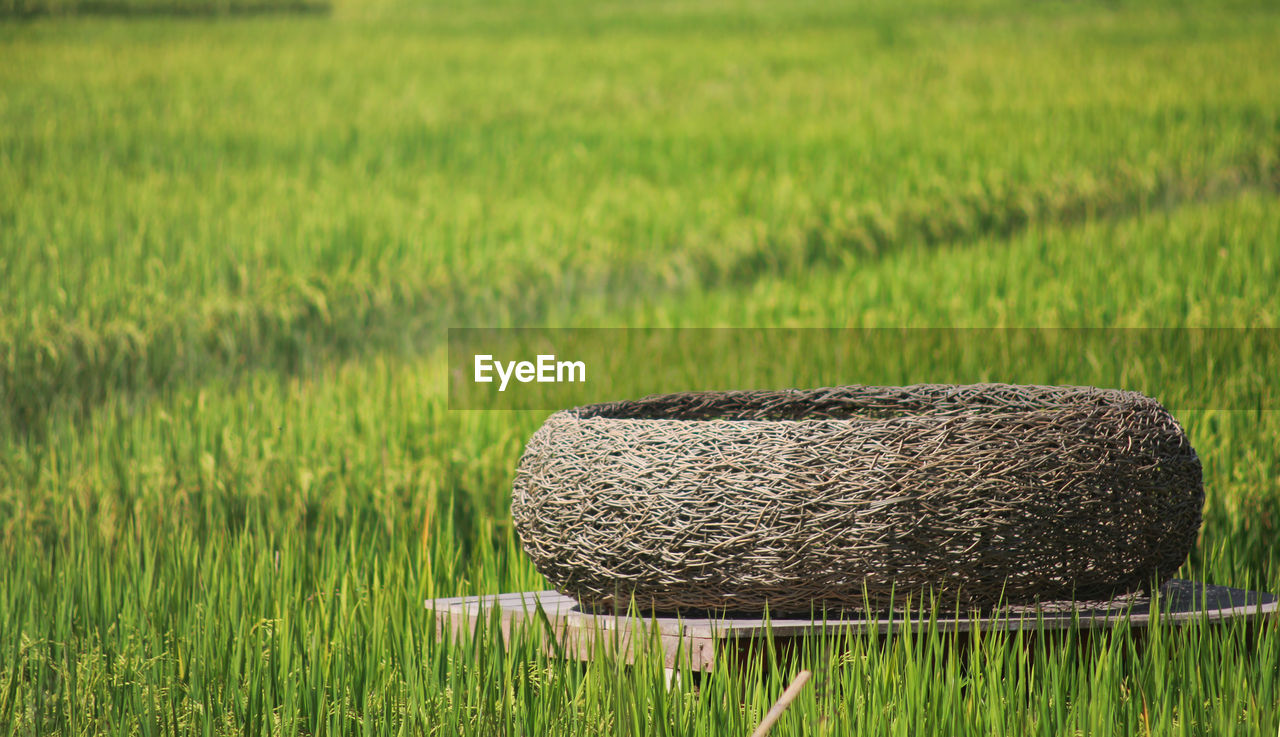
[4,0,1279,428]
[1,0,328,18]
[2,0,1279,733]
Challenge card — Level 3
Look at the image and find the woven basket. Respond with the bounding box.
[511,384,1203,614]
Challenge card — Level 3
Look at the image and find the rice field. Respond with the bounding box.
[1,0,1278,734]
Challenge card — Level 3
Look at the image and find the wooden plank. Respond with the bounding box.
[428,589,715,670]
[426,580,1277,672]
[690,579,1279,638]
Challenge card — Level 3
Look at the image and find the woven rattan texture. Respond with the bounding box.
[511,384,1203,614]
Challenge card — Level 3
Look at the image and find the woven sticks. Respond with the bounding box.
[511,384,1203,614]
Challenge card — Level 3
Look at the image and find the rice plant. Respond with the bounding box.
[1,0,1278,733]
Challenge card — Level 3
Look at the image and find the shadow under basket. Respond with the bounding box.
[511,383,1204,615]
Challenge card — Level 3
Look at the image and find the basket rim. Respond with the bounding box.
[556,382,1159,426]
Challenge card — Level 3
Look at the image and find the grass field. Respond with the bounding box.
[2,0,1279,733]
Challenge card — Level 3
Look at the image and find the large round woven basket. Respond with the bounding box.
[511,384,1203,614]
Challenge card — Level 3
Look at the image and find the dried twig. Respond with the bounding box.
[750,670,812,737]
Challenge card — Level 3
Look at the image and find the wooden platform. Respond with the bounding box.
[427,580,1278,672]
